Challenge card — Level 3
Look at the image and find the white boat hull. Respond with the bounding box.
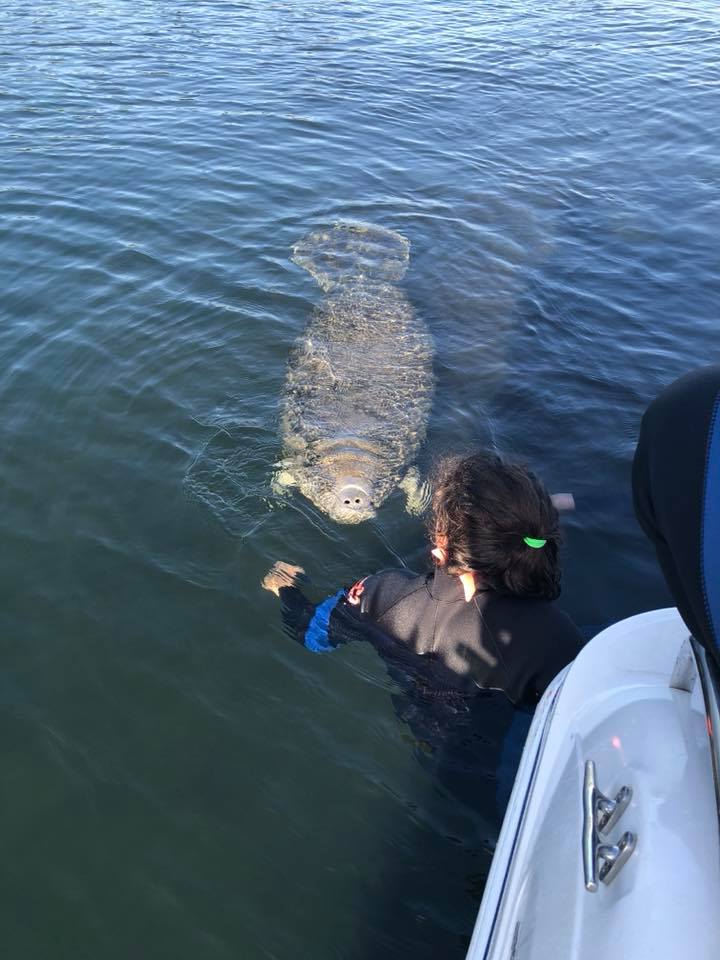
[467,608,720,960]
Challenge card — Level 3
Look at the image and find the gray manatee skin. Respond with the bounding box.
[276,224,434,524]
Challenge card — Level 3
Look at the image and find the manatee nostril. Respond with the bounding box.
[336,478,372,513]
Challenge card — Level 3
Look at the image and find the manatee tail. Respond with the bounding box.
[291,222,410,292]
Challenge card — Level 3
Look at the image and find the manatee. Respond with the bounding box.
[273,223,434,524]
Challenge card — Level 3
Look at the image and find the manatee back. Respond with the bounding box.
[282,280,433,471]
[291,222,410,292]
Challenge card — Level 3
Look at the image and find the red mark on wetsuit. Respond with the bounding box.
[347,578,366,606]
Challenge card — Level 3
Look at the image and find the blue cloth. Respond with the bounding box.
[703,396,720,647]
[303,591,345,652]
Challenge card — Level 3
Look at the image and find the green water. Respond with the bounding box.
[2,1,719,956]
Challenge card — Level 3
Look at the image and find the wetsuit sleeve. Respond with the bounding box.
[632,366,720,661]
[355,569,421,620]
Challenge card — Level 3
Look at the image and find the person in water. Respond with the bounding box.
[263,452,582,709]
[263,453,583,817]
[633,365,720,662]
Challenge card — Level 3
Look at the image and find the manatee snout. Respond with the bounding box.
[334,476,373,515]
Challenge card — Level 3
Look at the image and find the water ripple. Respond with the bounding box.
[2,1,720,956]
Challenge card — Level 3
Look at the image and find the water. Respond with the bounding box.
[1,1,718,956]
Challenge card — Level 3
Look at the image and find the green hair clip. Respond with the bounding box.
[523,536,547,549]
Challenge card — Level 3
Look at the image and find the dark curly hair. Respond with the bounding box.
[430,452,562,600]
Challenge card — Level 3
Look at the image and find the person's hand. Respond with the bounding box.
[261,561,305,597]
[550,493,575,511]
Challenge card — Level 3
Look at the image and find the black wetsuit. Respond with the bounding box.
[279,565,583,817]
[350,567,582,706]
[633,366,720,660]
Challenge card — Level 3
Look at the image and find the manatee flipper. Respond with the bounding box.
[399,466,431,516]
[270,464,298,497]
